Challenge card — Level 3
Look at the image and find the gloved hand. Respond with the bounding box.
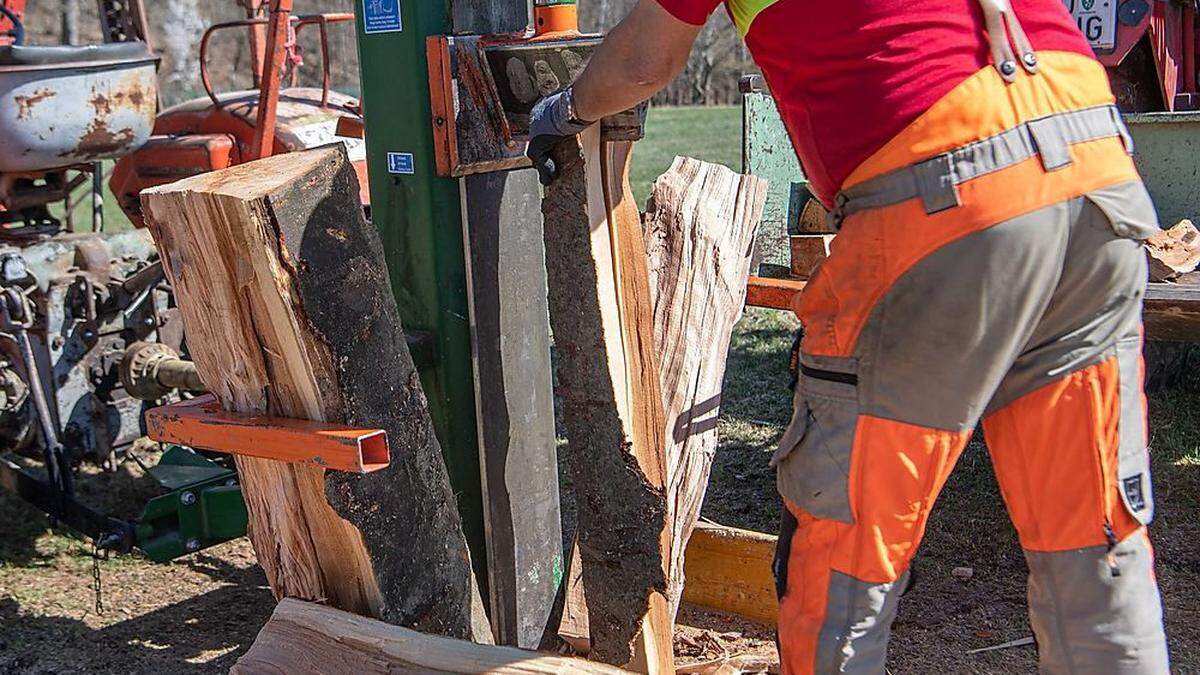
[526,87,594,185]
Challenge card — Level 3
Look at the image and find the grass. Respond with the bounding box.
[629,105,741,207]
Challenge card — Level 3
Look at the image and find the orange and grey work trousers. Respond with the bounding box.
[771,52,1170,674]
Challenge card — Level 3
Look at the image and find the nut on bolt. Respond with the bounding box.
[185,538,200,552]
[180,491,196,506]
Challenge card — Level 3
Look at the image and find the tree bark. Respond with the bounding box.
[141,145,488,641]
[541,127,673,672]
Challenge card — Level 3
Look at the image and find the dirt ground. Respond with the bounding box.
[2,308,1198,673]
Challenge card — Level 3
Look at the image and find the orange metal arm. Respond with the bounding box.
[250,0,295,160]
[145,394,389,473]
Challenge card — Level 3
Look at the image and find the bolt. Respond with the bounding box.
[999,60,1017,77]
[81,329,95,341]
[225,479,237,487]
[180,491,196,506]
[185,538,200,552]
[51,336,64,349]
[142,316,155,328]
[1022,53,1038,68]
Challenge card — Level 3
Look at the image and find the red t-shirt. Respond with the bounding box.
[655,0,1094,204]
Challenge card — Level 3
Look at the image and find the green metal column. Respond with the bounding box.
[352,0,486,580]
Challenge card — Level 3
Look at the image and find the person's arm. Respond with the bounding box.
[572,0,702,121]
[525,0,704,183]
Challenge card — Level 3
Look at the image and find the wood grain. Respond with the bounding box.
[642,157,767,620]
[141,146,488,640]
[232,598,628,674]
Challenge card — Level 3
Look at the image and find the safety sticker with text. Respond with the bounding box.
[364,0,402,34]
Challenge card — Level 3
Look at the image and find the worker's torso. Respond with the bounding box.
[732,0,1095,205]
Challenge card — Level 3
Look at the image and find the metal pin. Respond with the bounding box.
[999,61,1017,77]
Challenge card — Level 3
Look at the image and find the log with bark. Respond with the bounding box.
[233,598,627,674]
[541,126,674,672]
[141,146,488,640]
[642,157,767,619]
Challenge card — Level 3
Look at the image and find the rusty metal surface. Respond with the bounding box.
[159,87,366,160]
[0,48,157,172]
[428,34,646,178]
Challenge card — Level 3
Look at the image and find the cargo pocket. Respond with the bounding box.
[771,355,858,524]
[1084,181,1161,241]
[1115,335,1154,525]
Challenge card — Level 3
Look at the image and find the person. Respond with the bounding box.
[526,0,1171,672]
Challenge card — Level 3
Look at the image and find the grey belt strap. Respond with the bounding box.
[828,104,1133,228]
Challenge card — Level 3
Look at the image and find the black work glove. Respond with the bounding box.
[526,87,593,185]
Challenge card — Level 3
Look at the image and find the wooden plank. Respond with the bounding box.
[541,126,673,672]
[232,598,629,675]
[682,522,777,627]
[141,146,489,639]
[642,156,767,619]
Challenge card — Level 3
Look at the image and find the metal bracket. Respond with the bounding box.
[145,394,389,473]
[426,33,646,177]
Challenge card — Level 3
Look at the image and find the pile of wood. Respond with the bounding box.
[1146,219,1200,282]
[143,141,767,673]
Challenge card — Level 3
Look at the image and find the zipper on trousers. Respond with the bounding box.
[800,364,858,386]
[1103,521,1122,578]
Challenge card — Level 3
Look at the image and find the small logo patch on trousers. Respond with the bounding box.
[1123,474,1147,511]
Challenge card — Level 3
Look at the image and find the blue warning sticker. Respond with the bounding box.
[363,0,402,34]
[387,152,415,175]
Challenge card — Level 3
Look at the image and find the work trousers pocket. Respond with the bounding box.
[1116,335,1154,525]
[772,355,859,524]
[1084,180,1161,241]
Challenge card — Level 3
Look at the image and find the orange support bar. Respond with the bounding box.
[746,276,806,311]
[145,394,389,473]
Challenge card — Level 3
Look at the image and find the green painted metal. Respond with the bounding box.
[742,91,804,275]
[1125,112,1200,226]
[135,446,246,562]
[352,2,488,581]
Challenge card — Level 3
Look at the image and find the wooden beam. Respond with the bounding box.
[141,146,489,640]
[232,598,629,674]
[745,276,805,311]
[682,522,777,626]
[541,126,673,672]
[642,156,767,619]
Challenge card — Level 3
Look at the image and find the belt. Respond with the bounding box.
[828,104,1134,229]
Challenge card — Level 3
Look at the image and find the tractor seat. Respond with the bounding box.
[0,41,155,67]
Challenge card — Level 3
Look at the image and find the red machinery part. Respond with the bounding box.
[109,133,239,227]
[0,0,25,47]
[1102,0,1199,111]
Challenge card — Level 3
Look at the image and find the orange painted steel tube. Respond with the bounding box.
[746,276,806,311]
[533,3,579,37]
[145,394,389,473]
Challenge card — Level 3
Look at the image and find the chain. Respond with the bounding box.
[91,542,106,616]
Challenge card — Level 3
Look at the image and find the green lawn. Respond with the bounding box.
[629,105,742,207]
